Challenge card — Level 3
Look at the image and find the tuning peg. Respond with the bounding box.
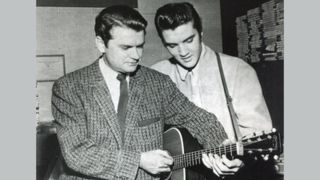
[263,154,269,161]
[272,128,277,133]
[273,155,279,160]
[269,148,273,152]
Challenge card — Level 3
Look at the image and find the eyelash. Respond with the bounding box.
[186,38,193,43]
[167,39,193,48]
[121,46,144,50]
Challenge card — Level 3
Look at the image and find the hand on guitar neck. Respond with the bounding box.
[202,139,244,178]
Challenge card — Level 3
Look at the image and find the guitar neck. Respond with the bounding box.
[172,142,242,170]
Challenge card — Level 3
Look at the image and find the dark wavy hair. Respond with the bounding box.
[95,5,147,45]
[155,2,202,41]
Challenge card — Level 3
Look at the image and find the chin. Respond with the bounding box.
[182,62,197,69]
[125,66,138,73]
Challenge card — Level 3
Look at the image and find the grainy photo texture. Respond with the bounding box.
[36,0,284,180]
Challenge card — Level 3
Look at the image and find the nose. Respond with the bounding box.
[178,45,188,57]
[130,47,141,60]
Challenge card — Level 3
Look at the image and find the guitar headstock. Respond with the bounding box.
[241,128,282,159]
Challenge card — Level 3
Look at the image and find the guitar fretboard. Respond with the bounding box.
[172,144,238,170]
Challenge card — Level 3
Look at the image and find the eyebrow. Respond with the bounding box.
[164,34,195,46]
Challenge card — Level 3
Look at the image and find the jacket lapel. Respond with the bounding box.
[123,67,144,144]
[90,60,123,146]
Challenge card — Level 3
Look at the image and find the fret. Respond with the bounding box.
[186,155,189,167]
[191,152,194,166]
[197,151,201,164]
[229,144,232,157]
[210,146,215,154]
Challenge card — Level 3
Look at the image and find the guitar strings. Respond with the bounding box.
[172,144,238,169]
[172,136,276,169]
[173,146,238,169]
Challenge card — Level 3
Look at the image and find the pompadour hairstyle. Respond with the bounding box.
[95,5,147,45]
[155,2,202,41]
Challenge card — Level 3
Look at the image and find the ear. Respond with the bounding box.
[95,36,106,53]
[200,32,204,41]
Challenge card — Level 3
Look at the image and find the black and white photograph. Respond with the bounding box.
[35,0,284,180]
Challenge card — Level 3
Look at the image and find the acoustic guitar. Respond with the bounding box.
[162,127,282,180]
[45,127,282,180]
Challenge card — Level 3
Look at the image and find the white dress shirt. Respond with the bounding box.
[176,62,202,107]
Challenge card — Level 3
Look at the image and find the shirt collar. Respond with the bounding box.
[176,64,189,81]
[175,43,206,81]
[99,57,119,80]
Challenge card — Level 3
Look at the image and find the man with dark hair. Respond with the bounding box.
[152,2,272,179]
[52,5,231,180]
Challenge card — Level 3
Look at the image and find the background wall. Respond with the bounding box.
[37,7,102,73]
[36,0,222,73]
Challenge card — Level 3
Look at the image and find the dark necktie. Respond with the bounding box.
[116,73,128,141]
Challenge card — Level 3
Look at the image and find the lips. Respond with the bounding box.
[127,61,139,66]
[181,56,192,62]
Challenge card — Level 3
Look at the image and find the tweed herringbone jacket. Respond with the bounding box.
[51,60,227,180]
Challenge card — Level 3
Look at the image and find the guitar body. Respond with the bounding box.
[162,127,282,180]
[45,126,281,180]
[163,127,208,180]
